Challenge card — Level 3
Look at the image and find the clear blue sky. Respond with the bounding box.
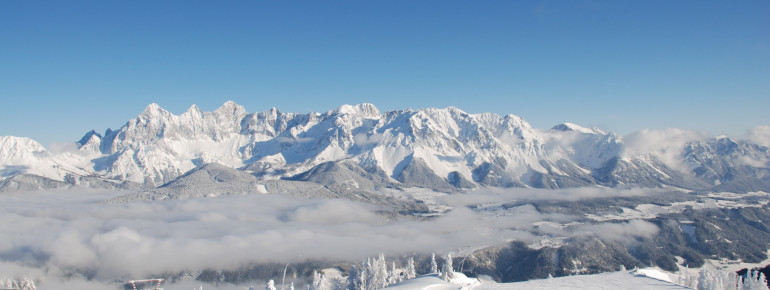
[1,1,768,146]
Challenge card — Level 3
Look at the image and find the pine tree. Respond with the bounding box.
[267,279,277,290]
[312,271,328,290]
[358,269,367,290]
[388,261,399,285]
[757,272,768,290]
[744,270,768,290]
[740,271,753,290]
[312,271,320,290]
[442,253,455,281]
[290,282,295,290]
[348,265,359,290]
[696,268,710,290]
[430,253,439,274]
[364,257,373,289]
[375,253,389,288]
[405,257,417,280]
[682,264,693,289]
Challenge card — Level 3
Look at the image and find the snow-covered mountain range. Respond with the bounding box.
[2,101,769,193]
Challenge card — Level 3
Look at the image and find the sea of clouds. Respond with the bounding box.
[0,186,667,290]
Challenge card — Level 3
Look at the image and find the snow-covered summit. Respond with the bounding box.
[327,103,381,118]
[0,136,50,164]
[0,136,98,183]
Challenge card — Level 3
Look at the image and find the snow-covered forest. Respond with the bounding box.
[247,253,770,290]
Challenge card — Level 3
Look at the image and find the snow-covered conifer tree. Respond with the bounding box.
[740,271,753,290]
[358,269,367,290]
[312,271,320,290]
[312,271,328,290]
[388,262,399,285]
[757,272,768,290]
[364,257,373,289]
[682,265,694,289]
[1,278,36,290]
[405,257,417,280]
[267,279,277,290]
[742,270,768,290]
[430,253,439,274]
[697,268,711,290]
[375,253,388,288]
[290,282,295,290]
[441,253,454,281]
[348,265,358,290]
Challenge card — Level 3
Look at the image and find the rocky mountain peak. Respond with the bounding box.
[184,104,203,116]
[139,102,171,119]
[214,100,247,117]
[328,103,381,118]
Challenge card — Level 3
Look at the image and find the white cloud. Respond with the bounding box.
[44,230,98,271]
[571,219,659,245]
[622,128,706,170]
[275,136,314,144]
[747,125,770,148]
[441,187,661,205]
[353,133,384,146]
[46,142,80,155]
[283,199,383,225]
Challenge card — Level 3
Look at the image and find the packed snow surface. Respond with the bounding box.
[386,269,688,290]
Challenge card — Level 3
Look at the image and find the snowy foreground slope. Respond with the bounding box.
[2,101,769,193]
[387,270,688,290]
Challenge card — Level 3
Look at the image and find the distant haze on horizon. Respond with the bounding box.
[1,1,768,146]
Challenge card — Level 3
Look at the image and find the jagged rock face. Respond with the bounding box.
[1,101,769,192]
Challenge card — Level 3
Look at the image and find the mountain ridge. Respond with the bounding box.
[1,101,769,194]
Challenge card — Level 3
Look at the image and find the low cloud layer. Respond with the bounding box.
[440,186,665,206]
[0,191,522,281]
[0,188,663,288]
[572,219,659,245]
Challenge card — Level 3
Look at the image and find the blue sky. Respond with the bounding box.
[1,1,768,146]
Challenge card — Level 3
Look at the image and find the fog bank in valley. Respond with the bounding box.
[0,188,665,288]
